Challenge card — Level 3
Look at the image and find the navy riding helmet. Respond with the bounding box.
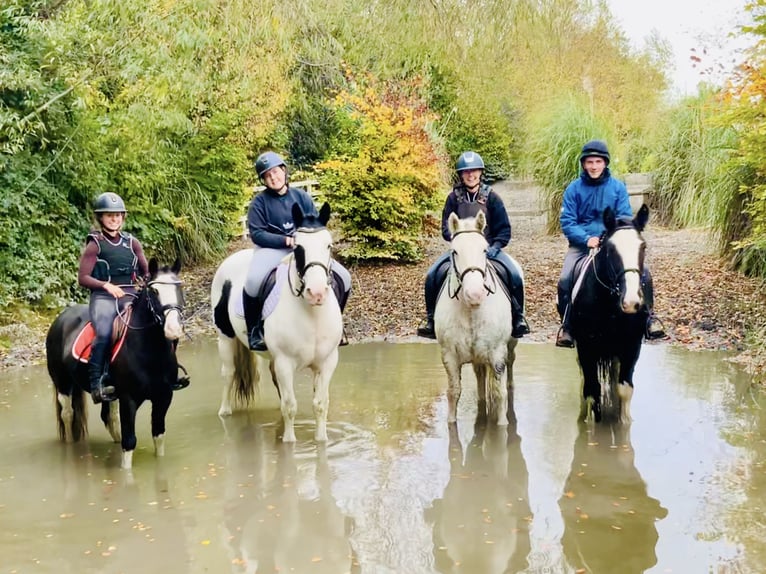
[579,140,610,165]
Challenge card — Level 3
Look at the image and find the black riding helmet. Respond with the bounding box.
[579,140,610,166]
[456,151,485,172]
[93,192,127,213]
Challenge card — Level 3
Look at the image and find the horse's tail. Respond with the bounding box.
[52,379,89,442]
[232,338,259,406]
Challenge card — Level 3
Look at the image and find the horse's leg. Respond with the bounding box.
[151,394,172,458]
[56,392,75,443]
[617,347,641,424]
[101,401,121,443]
[312,349,339,442]
[506,339,518,425]
[118,397,139,470]
[490,356,509,427]
[577,347,601,423]
[272,357,298,443]
[217,336,238,416]
[472,363,487,416]
[441,350,462,423]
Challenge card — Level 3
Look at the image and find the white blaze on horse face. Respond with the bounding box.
[296,228,333,306]
[153,274,184,340]
[451,225,489,307]
[611,228,644,313]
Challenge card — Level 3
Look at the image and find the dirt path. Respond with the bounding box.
[2,181,764,371]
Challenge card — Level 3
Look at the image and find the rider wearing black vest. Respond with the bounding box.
[78,192,190,404]
[416,151,530,340]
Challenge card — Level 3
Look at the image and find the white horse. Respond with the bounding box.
[210,202,344,442]
[434,212,518,425]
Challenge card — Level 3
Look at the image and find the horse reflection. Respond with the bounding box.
[559,424,667,573]
[220,419,354,573]
[428,415,532,573]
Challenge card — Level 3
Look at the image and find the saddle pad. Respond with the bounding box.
[72,309,131,363]
[571,250,597,304]
[262,262,288,320]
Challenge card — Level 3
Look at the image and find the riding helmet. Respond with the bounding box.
[579,140,610,165]
[456,151,485,172]
[255,151,287,178]
[93,192,127,213]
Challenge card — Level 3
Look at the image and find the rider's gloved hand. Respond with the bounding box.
[486,245,501,259]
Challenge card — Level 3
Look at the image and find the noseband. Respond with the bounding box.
[447,229,497,299]
[119,278,185,330]
[288,226,332,297]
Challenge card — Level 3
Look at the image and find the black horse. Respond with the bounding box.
[46,259,185,469]
[570,204,650,423]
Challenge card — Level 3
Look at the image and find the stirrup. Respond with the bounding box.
[92,376,116,404]
[555,326,575,348]
[646,316,667,340]
[339,329,349,347]
[248,327,267,351]
[173,364,191,390]
[512,317,531,338]
[416,319,436,339]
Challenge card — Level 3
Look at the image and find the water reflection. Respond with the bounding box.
[219,415,355,573]
[428,415,531,573]
[559,423,667,573]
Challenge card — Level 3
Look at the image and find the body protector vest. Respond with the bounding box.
[88,232,139,286]
[454,184,491,240]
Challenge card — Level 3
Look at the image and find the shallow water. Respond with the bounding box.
[1,340,764,573]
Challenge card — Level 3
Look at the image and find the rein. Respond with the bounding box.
[447,229,497,299]
[590,226,643,298]
[117,278,185,330]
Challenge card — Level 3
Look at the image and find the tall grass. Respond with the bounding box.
[523,95,616,234]
[648,92,739,249]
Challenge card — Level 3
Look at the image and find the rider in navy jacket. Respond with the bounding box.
[417,151,530,340]
[555,140,666,347]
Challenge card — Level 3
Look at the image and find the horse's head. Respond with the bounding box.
[599,204,649,313]
[145,258,185,340]
[447,211,490,307]
[291,202,334,306]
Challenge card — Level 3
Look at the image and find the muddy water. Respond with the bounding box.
[1,340,764,573]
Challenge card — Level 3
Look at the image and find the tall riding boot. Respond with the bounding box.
[243,291,267,351]
[555,302,575,348]
[416,287,437,340]
[88,340,116,404]
[510,278,530,338]
[337,288,350,346]
[171,339,190,390]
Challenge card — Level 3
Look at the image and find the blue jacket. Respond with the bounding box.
[560,169,632,249]
[247,186,317,249]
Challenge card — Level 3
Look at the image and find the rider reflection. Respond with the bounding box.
[559,424,668,573]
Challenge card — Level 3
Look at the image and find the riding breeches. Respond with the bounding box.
[557,246,655,319]
[89,290,133,346]
[423,250,526,317]
[244,246,352,301]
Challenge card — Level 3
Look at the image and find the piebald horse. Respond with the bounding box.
[570,204,650,423]
[211,202,343,442]
[434,212,518,424]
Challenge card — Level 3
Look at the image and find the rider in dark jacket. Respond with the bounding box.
[555,140,666,347]
[243,151,352,351]
[416,151,530,340]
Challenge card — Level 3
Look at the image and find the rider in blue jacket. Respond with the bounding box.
[555,140,665,347]
[416,151,530,340]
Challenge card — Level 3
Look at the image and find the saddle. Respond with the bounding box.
[71,306,133,363]
[569,251,596,305]
[435,258,513,302]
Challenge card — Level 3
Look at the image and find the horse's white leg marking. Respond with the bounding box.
[107,401,121,443]
[442,351,462,423]
[313,349,338,442]
[57,392,74,443]
[218,336,236,417]
[618,382,633,424]
[506,340,517,421]
[273,357,298,443]
[121,449,133,470]
[153,434,165,457]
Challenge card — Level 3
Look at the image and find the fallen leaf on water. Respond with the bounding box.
[564,491,575,498]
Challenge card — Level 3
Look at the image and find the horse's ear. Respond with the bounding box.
[448,212,460,238]
[318,202,331,226]
[634,204,649,232]
[293,244,305,273]
[171,258,182,275]
[603,207,616,232]
[475,211,487,232]
[292,202,305,228]
[148,258,158,277]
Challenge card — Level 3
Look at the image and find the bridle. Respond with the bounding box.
[590,225,644,299]
[447,229,497,299]
[117,277,185,330]
[287,226,333,298]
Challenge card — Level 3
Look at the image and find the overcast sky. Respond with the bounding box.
[606,0,754,95]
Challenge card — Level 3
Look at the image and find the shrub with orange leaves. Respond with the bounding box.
[315,74,449,262]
